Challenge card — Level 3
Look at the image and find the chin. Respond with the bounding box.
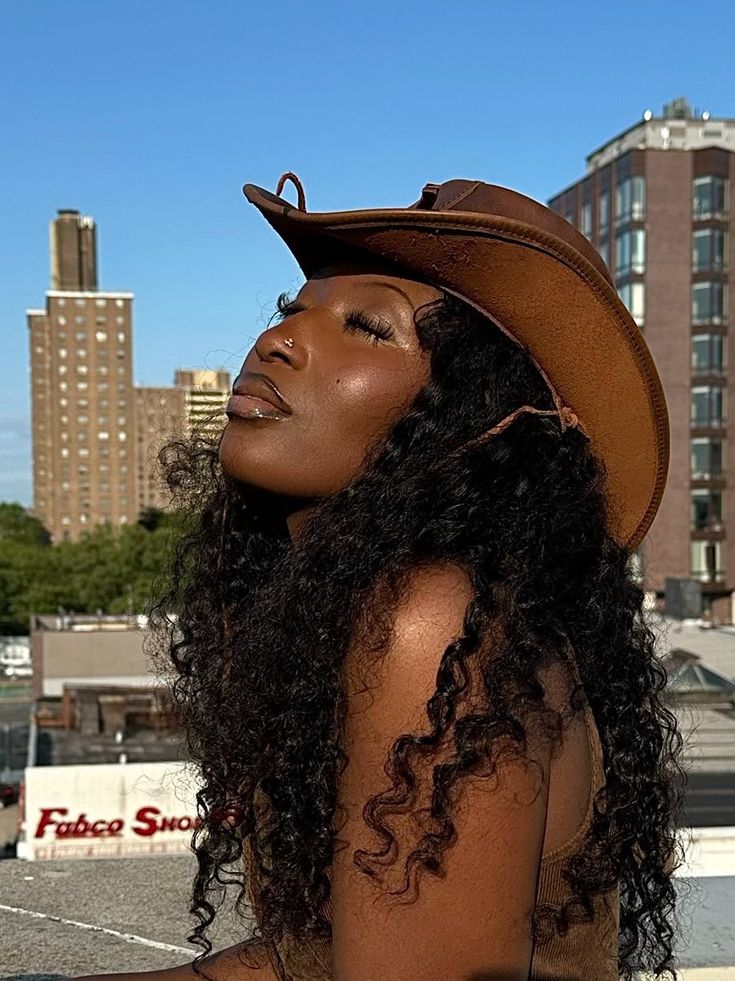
[219,423,270,487]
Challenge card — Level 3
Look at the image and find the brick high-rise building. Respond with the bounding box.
[548,97,735,620]
[27,210,136,542]
[134,369,230,513]
[134,386,187,513]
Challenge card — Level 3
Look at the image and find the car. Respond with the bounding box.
[0,783,19,808]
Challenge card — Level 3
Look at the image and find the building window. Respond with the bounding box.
[691,489,723,530]
[60,447,69,458]
[79,446,89,457]
[115,298,124,308]
[77,381,88,390]
[615,175,646,226]
[691,539,725,582]
[691,385,726,427]
[57,316,67,326]
[96,330,108,342]
[598,191,609,236]
[118,431,127,442]
[75,299,86,308]
[693,227,727,273]
[58,364,67,375]
[77,364,88,374]
[693,175,728,220]
[75,316,85,325]
[95,298,107,308]
[692,281,727,324]
[692,334,726,374]
[617,281,645,326]
[615,228,646,276]
[580,201,592,238]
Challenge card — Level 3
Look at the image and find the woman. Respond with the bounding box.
[80,173,683,981]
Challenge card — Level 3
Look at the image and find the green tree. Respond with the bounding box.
[0,504,192,634]
[0,502,51,546]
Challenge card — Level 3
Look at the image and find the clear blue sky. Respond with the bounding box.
[2,0,733,506]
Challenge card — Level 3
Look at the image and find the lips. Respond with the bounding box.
[232,372,292,415]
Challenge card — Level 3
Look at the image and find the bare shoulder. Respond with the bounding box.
[393,559,476,640]
[331,560,550,980]
[343,559,476,728]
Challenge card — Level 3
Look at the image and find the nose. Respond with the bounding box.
[254,324,303,367]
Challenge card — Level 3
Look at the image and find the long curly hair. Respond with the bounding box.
[147,288,684,980]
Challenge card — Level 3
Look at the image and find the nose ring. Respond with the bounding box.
[284,337,294,348]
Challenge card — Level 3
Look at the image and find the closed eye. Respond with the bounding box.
[343,308,395,343]
[273,293,395,344]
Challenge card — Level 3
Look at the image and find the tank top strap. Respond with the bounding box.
[564,639,605,792]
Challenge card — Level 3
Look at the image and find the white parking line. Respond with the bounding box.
[0,903,195,955]
[638,970,735,980]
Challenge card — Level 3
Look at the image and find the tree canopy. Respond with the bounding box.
[0,504,190,635]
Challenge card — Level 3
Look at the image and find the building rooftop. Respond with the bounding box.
[585,97,735,173]
[0,855,732,977]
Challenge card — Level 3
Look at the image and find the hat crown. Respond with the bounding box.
[409,178,614,287]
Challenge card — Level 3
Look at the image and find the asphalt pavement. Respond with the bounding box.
[0,855,733,978]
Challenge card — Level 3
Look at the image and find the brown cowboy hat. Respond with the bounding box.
[242,172,669,553]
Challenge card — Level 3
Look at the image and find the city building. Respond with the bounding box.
[173,367,231,439]
[27,212,232,536]
[548,97,735,621]
[134,368,230,512]
[134,385,187,512]
[27,210,136,542]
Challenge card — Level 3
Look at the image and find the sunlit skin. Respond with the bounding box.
[218,262,444,539]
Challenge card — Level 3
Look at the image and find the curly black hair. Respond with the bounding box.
[147,288,685,980]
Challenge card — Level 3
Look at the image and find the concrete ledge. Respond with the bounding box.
[677,826,735,877]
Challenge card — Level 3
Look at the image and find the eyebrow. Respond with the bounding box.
[297,279,413,308]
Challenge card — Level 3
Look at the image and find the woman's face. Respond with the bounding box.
[219,262,443,501]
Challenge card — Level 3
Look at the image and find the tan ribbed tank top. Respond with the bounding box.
[249,668,620,980]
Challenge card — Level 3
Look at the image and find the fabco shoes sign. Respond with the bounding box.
[20,761,202,860]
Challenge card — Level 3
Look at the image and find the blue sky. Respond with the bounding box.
[2,0,733,506]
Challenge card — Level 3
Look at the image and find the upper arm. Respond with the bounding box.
[331,563,550,981]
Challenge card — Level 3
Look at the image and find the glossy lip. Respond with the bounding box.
[226,395,289,420]
[232,371,292,415]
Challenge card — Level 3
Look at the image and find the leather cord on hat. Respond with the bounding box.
[451,393,590,459]
[275,171,308,212]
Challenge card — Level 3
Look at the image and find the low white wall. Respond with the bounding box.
[20,760,200,860]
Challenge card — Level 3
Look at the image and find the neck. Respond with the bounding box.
[285,500,319,541]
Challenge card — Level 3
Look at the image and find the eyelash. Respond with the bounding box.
[274,292,395,345]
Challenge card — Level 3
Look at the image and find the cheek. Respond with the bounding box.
[321,357,428,437]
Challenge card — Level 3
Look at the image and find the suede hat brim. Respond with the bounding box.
[242,179,669,553]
